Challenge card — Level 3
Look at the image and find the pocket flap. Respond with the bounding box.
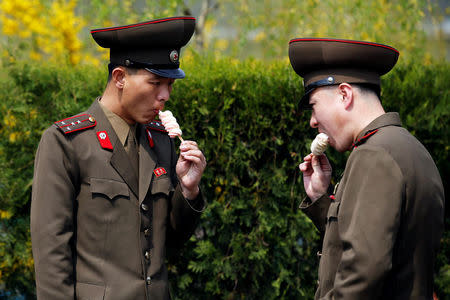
[327,201,340,219]
[90,178,129,200]
[76,281,105,300]
[151,177,174,196]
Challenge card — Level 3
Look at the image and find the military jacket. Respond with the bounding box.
[31,99,205,300]
[301,113,444,300]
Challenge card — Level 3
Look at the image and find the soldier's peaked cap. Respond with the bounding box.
[91,16,196,79]
[288,38,399,108]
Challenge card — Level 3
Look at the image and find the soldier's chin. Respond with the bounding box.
[140,114,156,124]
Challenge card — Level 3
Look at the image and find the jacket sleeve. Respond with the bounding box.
[330,146,404,300]
[166,138,205,246]
[31,126,78,299]
[300,194,332,232]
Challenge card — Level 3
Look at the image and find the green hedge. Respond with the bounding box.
[0,56,448,299]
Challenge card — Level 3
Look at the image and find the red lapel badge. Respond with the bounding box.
[153,167,167,177]
[146,128,154,148]
[96,131,113,150]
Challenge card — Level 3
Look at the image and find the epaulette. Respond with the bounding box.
[146,120,168,133]
[54,114,97,135]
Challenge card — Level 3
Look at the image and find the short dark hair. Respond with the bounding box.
[107,63,139,82]
[352,83,381,99]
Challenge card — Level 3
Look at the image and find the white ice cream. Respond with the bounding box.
[311,133,329,156]
[158,110,182,138]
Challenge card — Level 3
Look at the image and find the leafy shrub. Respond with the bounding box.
[0,57,448,299]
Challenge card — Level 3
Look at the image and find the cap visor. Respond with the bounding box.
[299,89,313,110]
[146,68,185,79]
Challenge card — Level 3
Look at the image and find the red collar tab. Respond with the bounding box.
[153,167,167,177]
[146,121,168,133]
[96,131,113,150]
[145,128,154,148]
[352,129,379,149]
[54,114,97,134]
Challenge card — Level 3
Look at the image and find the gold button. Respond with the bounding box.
[89,116,95,123]
[146,276,151,285]
[145,251,151,260]
[144,228,151,237]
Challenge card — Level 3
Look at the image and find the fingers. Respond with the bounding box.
[316,154,332,173]
[181,150,204,163]
[299,160,311,172]
[299,161,307,172]
[179,140,206,166]
[303,153,313,162]
[310,155,323,173]
[299,153,330,174]
[180,140,198,150]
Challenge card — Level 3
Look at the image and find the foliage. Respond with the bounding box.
[215,0,446,62]
[0,0,447,65]
[0,58,448,299]
[0,0,89,65]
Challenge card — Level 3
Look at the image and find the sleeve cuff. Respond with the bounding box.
[299,194,331,232]
[178,185,206,213]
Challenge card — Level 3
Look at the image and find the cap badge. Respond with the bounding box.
[169,50,179,63]
[327,76,334,83]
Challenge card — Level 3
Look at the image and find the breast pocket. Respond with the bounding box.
[90,177,129,200]
[151,176,174,197]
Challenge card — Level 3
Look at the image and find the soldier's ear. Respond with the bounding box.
[112,67,126,89]
[338,83,354,110]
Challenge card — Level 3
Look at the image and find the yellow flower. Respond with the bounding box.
[254,31,266,42]
[0,210,12,219]
[3,114,17,127]
[215,186,222,195]
[18,29,32,38]
[30,51,42,60]
[215,39,229,52]
[1,18,19,35]
[9,132,18,143]
[0,0,14,14]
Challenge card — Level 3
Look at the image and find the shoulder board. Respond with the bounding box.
[54,114,97,135]
[146,121,168,133]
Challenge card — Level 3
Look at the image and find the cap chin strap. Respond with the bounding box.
[304,76,336,94]
[299,76,337,110]
[124,59,179,69]
[110,58,179,70]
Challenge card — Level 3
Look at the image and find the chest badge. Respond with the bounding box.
[154,167,167,177]
[97,131,113,150]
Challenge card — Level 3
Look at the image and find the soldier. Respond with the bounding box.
[31,16,206,300]
[289,38,444,299]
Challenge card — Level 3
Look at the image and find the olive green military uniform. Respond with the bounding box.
[31,99,204,299]
[300,112,444,299]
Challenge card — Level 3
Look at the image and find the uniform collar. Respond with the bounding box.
[98,98,132,146]
[352,112,402,149]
